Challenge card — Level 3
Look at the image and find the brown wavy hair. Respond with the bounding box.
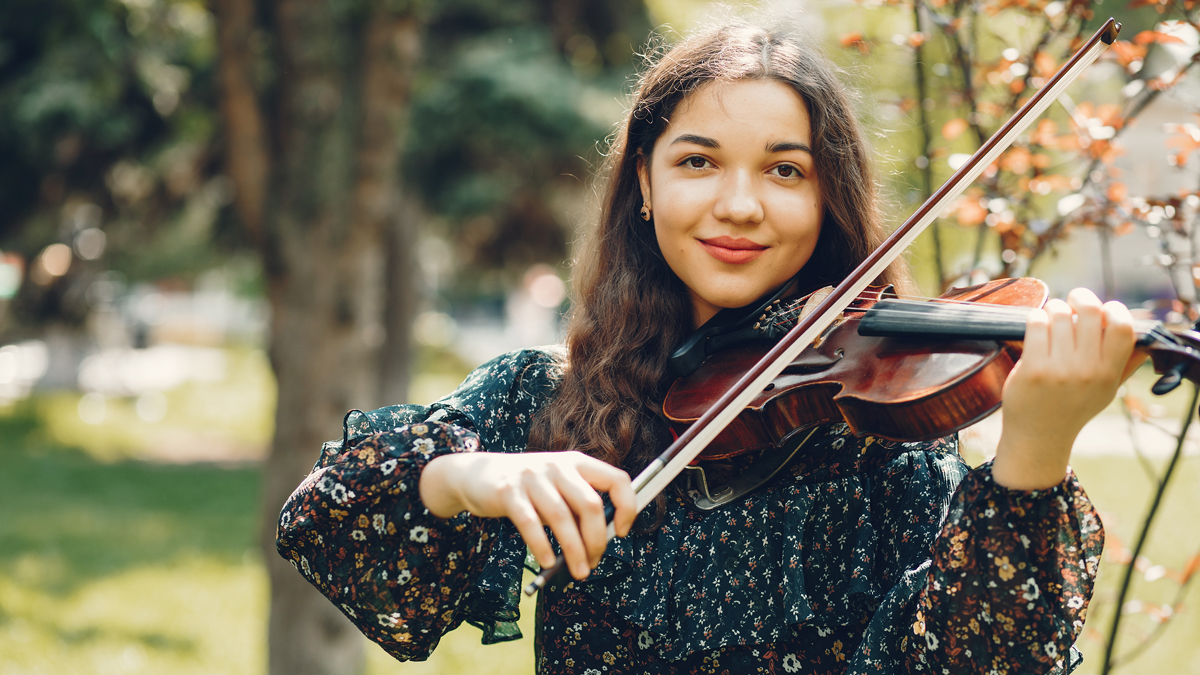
[527,20,912,487]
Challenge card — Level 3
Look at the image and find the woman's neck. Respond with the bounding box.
[690,277,803,329]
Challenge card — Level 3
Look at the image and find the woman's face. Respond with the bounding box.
[637,79,823,328]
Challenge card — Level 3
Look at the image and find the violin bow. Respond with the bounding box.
[526,18,1122,595]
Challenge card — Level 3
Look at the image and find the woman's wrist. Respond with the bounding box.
[419,453,469,518]
[991,429,1073,491]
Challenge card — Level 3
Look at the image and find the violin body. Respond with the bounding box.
[664,278,1049,461]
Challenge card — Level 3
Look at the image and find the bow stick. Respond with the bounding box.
[525,18,1121,595]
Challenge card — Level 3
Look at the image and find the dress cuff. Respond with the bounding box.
[975,459,1069,495]
[972,461,1099,531]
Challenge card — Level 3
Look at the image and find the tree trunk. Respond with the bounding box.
[378,191,421,406]
[213,0,267,240]
[214,1,421,673]
[362,15,421,410]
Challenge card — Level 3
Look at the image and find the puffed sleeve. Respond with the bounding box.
[275,348,562,661]
[277,422,500,658]
[900,462,1103,674]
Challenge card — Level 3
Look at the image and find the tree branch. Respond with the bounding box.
[1100,382,1200,675]
[911,0,944,289]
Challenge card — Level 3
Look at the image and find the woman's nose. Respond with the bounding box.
[712,168,764,224]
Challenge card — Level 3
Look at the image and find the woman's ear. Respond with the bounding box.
[636,154,652,207]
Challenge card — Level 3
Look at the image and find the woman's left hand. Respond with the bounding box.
[992,288,1145,490]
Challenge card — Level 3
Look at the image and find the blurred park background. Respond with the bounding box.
[2,0,1199,673]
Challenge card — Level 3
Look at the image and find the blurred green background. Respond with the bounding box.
[3,0,1200,672]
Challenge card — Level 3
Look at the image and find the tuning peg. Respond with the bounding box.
[1152,361,1188,396]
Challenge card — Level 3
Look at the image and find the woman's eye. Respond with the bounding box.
[773,164,802,179]
[684,156,710,169]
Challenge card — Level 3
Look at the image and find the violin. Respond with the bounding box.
[662,277,1200,509]
[525,17,1127,595]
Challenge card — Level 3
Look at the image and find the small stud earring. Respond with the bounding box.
[640,204,652,221]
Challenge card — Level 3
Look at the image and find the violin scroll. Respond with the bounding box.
[1141,321,1200,395]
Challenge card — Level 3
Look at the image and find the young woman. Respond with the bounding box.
[277,20,1138,675]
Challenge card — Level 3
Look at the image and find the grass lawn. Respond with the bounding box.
[0,442,266,674]
[0,391,541,674]
[0,351,1197,674]
[1067,455,1200,675]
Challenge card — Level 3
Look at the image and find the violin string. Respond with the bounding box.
[761,281,1143,333]
[766,306,1015,329]
[770,289,1049,315]
[768,308,1028,331]
[871,295,1041,312]
[766,288,1165,340]
[867,301,1032,318]
[766,292,1033,330]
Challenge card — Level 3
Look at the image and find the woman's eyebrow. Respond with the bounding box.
[669,133,720,148]
[767,140,813,154]
[667,135,812,154]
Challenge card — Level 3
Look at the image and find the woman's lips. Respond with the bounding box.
[699,236,768,264]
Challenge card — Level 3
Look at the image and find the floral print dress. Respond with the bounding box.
[276,348,1103,674]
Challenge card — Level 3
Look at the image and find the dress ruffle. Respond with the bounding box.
[276,422,496,661]
[461,520,528,643]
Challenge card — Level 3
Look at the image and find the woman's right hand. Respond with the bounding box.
[418,451,637,580]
